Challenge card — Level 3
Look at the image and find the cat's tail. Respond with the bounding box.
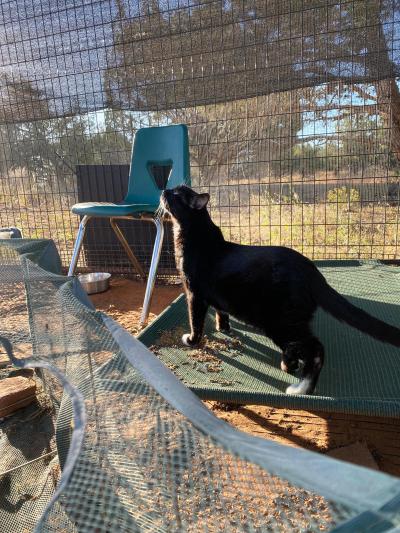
[313,272,400,347]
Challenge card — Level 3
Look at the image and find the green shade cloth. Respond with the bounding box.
[0,238,62,275]
[139,260,400,417]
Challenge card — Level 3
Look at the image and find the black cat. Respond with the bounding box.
[160,185,400,395]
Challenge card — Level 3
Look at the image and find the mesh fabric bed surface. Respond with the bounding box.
[139,260,400,417]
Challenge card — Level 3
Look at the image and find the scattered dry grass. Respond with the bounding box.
[150,328,242,380]
[215,200,400,260]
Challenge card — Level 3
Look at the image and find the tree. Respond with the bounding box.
[4,110,135,191]
[295,1,400,166]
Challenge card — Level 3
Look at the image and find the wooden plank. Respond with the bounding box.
[208,402,400,476]
[0,376,36,418]
[327,442,380,470]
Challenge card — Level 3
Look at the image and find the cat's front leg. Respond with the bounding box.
[182,291,208,346]
[216,311,230,332]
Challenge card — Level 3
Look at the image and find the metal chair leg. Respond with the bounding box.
[110,218,146,280]
[139,217,165,327]
[68,215,90,276]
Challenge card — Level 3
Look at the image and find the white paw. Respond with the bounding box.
[182,333,193,346]
[286,384,300,395]
[280,361,289,372]
[286,379,312,396]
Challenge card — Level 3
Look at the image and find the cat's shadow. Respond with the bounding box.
[213,349,289,389]
[204,316,291,391]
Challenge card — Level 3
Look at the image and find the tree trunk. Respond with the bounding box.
[363,3,400,162]
[375,79,400,161]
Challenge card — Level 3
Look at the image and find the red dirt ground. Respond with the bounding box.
[90,278,400,477]
[90,277,182,336]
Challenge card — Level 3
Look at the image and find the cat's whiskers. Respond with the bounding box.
[154,203,165,221]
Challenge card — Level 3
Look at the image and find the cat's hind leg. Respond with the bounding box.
[284,336,324,395]
[216,311,230,332]
[270,332,300,374]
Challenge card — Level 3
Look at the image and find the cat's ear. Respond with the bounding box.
[190,193,209,210]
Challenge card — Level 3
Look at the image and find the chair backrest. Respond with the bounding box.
[125,124,191,204]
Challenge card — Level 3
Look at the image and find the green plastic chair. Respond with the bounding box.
[68,124,190,326]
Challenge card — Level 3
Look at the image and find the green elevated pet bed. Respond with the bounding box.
[138,260,400,417]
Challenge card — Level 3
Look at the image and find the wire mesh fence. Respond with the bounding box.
[0,0,399,274]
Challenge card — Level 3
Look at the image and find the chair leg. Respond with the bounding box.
[139,217,165,328]
[68,215,90,276]
[110,218,146,280]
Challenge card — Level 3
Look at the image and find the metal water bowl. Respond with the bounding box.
[78,272,111,295]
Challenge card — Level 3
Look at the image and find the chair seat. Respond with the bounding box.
[71,202,159,217]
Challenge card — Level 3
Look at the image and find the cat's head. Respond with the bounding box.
[160,185,209,224]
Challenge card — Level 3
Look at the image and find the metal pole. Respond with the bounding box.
[139,217,165,327]
[110,218,146,280]
[68,215,90,276]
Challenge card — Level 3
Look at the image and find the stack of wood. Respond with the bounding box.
[0,376,36,418]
